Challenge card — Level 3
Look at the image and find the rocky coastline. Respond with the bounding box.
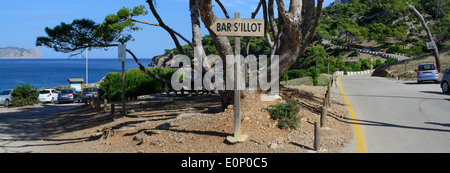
[0,47,42,59]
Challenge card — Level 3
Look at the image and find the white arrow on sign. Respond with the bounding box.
[209,18,265,37]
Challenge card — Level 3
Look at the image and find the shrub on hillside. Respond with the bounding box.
[263,100,301,129]
[348,51,360,57]
[286,69,307,79]
[384,58,398,65]
[11,83,39,107]
[307,67,320,86]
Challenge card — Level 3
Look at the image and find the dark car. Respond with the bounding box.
[58,88,81,103]
[81,87,99,103]
[441,68,450,94]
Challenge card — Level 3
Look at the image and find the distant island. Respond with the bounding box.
[0,47,42,59]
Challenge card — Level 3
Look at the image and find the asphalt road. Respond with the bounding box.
[0,103,83,153]
[339,74,450,153]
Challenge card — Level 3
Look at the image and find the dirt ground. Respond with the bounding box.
[34,85,353,153]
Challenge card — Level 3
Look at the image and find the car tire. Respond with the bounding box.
[442,81,450,94]
[4,99,9,107]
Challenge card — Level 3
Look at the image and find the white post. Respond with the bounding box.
[86,48,89,85]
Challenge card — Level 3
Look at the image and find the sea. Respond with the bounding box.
[0,58,154,91]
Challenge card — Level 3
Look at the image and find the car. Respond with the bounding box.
[81,87,99,103]
[38,89,59,103]
[58,88,81,103]
[441,68,450,94]
[416,63,440,84]
[0,89,13,107]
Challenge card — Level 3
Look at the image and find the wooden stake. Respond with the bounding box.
[111,104,115,116]
[314,121,320,151]
[321,106,327,127]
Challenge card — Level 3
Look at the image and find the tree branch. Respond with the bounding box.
[261,0,274,49]
[147,0,186,55]
[244,0,264,56]
[126,49,170,84]
[299,0,323,57]
[131,19,194,48]
[215,0,230,19]
[198,0,233,59]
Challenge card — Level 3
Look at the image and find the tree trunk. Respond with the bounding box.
[409,5,442,73]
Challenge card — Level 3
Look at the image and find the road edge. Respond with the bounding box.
[337,75,367,153]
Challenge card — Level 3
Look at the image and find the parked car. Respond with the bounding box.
[58,88,81,103]
[38,89,59,103]
[0,89,13,107]
[441,68,450,94]
[416,63,439,84]
[81,87,99,103]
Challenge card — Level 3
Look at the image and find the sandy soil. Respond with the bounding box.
[15,84,352,153]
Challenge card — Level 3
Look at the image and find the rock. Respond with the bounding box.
[260,93,282,101]
[149,52,176,67]
[242,117,250,123]
[156,123,171,130]
[268,142,279,149]
[175,113,200,120]
[132,135,145,145]
[176,138,185,143]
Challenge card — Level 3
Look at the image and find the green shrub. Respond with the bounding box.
[263,100,301,129]
[286,69,306,79]
[384,58,397,65]
[99,68,176,101]
[344,62,361,72]
[348,51,360,57]
[307,67,320,86]
[386,45,401,53]
[375,59,383,68]
[333,38,346,45]
[11,83,39,107]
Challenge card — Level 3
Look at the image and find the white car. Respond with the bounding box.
[0,89,13,107]
[38,89,59,103]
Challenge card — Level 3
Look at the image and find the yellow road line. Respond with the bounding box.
[338,76,367,153]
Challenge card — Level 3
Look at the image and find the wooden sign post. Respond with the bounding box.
[210,12,265,143]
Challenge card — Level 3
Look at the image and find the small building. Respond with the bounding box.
[68,78,84,92]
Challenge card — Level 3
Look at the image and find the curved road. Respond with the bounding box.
[339,74,450,153]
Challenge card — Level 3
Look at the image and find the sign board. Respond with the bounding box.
[209,18,265,37]
[70,82,82,92]
[426,41,436,50]
[118,44,127,61]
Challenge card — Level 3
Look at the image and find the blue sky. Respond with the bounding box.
[0,0,333,59]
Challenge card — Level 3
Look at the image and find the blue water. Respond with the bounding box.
[0,58,153,91]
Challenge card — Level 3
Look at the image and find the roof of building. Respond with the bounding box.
[68,78,85,83]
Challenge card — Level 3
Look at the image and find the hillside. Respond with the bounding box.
[0,47,42,59]
[319,0,450,57]
[151,0,449,70]
[373,50,450,80]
